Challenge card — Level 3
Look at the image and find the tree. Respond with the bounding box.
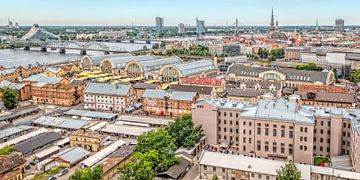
[295,63,323,71]
[2,88,19,110]
[258,48,269,59]
[276,161,301,180]
[119,129,177,179]
[350,69,360,83]
[70,165,103,180]
[166,114,203,149]
[212,175,219,180]
[0,145,14,155]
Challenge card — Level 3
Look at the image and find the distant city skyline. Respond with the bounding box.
[1,0,360,26]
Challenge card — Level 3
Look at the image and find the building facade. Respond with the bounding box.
[84,82,136,112]
[142,89,198,117]
[192,98,360,170]
[70,130,106,152]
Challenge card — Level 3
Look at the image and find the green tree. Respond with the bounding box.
[258,48,269,59]
[2,88,19,110]
[212,175,219,180]
[295,63,323,71]
[166,114,203,149]
[276,161,301,180]
[70,165,103,180]
[119,129,177,179]
[350,69,360,83]
[0,145,14,155]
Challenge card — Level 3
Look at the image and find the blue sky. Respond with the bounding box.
[1,0,359,26]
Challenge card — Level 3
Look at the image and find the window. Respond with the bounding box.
[300,127,303,132]
[273,142,277,153]
[281,143,285,153]
[222,168,225,173]
[230,113,232,117]
[243,137,246,143]
[257,141,261,151]
[213,167,216,172]
[281,130,285,137]
[243,146,246,151]
[289,130,294,138]
[224,112,226,117]
[265,128,269,136]
[273,129,277,137]
[289,144,293,155]
[243,121,246,126]
[265,141,269,152]
[203,165,207,170]
[236,121,238,125]
[257,127,261,135]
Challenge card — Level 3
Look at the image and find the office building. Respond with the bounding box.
[335,19,345,32]
[155,17,164,33]
[178,23,185,34]
[196,18,206,37]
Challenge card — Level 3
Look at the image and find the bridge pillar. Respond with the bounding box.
[59,48,66,54]
[146,40,151,44]
[41,47,47,52]
[129,40,135,43]
[104,51,110,55]
[24,46,30,51]
[80,50,87,56]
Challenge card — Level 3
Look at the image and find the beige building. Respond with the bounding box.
[192,98,360,170]
[199,151,360,180]
[226,65,335,88]
[285,47,304,61]
[70,130,106,152]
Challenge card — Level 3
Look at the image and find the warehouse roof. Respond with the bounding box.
[84,82,131,96]
[14,132,61,155]
[63,109,118,120]
[33,116,89,130]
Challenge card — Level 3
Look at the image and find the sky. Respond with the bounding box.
[1,0,359,26]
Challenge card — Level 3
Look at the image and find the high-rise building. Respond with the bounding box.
[155,17,164,33]
[335,18,345,32]
[315,19,319,32]
[178,23,185,34]
[196,18,206,37]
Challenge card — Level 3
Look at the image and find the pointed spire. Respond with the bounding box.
[269,7,275,32]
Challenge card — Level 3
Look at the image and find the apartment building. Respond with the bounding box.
[84,82,135,112]
[142,89,198,117]
[25,74,85,106]
[192,98,360,171]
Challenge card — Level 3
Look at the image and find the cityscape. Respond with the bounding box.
[1,0,360,180]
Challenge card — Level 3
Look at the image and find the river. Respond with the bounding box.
[0,42,154,68]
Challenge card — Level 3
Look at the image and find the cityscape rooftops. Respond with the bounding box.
[84,82,131,96]
[0,152,26,175]
[142,89,197,101]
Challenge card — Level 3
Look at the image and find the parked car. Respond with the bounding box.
[48,177,57,180]
[56,168,69,177]
[25,165,31,169]
[29,159,39,166]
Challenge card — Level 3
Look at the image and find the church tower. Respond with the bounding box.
[269,7,275,33]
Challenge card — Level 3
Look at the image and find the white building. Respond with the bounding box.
[84,83,135,112]
[178,23,185,34]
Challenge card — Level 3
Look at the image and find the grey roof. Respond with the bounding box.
[142,89,167,99]
[201,99,247,110]
[0,105,40,121]
[24,73,64,84]
[84,53,133,65]
[227,88,271,98]
[138,57,181,72]
[0,68,16,76]
[84,82,131,96]
[110,55,156,68]
[142,89,197,101]
[0,125,33,139]
[32,116,89,129]
[63,109,118,120]
[227,65,331,84]
[45,67,61,74]
[0,80,28,90]
[240,99,314,124]
[169,91,197,101]
[13,132,61,155]
[345,53,360,60]
[54,147,90,165]
[157,156,191,179]
[170,84,213,95]
[294,91,355,104]
[173,59,217,76]
[132,82,158,90]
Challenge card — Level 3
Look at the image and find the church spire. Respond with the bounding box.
[270,7,275,32]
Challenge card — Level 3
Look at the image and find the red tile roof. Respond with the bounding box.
[181,77,223,86]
